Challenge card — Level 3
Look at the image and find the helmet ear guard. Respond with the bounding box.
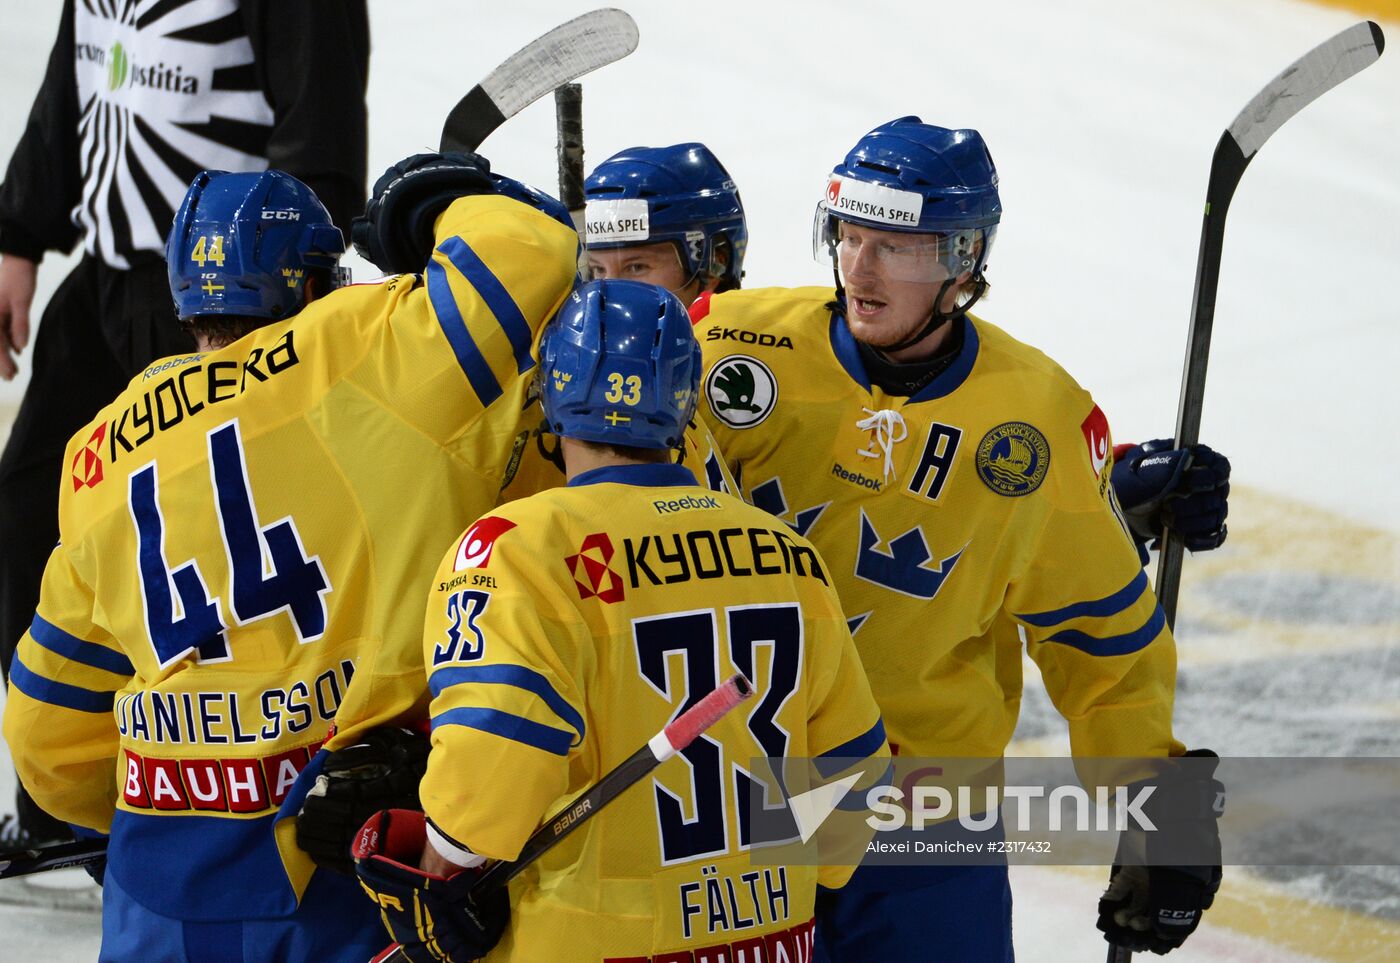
[539,279,701,451]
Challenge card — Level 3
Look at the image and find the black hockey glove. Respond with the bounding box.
[352,151,495,274]
[1097,749,1225,955]
[353,809,509,963]
[1112,440,1230,552]
[296,726,430,876]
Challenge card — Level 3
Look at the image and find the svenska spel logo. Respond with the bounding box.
[453,517,516,570]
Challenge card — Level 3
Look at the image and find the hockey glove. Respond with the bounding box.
[296,727,430,876]
[352,152,495,274]
[353,809,509,963]
[1112,440,1230,552]
[1097,749,1225,955]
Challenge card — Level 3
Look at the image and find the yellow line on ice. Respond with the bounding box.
[1052,864,1400,960]
[1304,0,1400,24]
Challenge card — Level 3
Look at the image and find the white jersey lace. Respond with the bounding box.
[856,407,908,483]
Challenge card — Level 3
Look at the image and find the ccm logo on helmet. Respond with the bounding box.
[261,210,302,220]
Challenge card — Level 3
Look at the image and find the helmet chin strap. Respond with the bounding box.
[832,267,988,357]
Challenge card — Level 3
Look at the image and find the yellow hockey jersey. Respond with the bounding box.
[498,405,738,504]
[694,287,1184,763]
[1,194,579,920]
[420,463,887,961]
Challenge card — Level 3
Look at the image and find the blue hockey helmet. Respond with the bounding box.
[584,143,747,290]
[167,170,347,321]
[813,117,1000,282]
[539,279,701,450]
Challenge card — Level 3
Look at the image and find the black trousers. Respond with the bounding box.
[0,254,195,838]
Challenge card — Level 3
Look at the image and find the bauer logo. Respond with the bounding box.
[584,198,650,243]
[453,517,517,570]
[825,175,922,227]
[705,355,777,430]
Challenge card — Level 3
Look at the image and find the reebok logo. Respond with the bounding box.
[652,494,720,515]
[832,462,882,491]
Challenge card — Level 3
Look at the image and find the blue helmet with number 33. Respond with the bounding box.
[539,279,701,450]
[166,169,347,322]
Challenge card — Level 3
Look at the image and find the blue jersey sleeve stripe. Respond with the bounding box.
[30,614,135,676]
[1043,604,1167,657]
[439,236,535,376]
[1015,570,1149,627]
[429,664,584,747]
[9,657,116,713]
[426,260,503,406]
[431,706,574,756]
[815,718,886,778]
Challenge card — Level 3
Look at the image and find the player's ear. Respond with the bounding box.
[703,241,731,295]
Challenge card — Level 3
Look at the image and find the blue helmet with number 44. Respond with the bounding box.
[166,169,347,321]
[539,279,701,450]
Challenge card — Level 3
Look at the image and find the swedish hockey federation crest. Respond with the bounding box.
[704,355,777,429]
[976,422,1050,497]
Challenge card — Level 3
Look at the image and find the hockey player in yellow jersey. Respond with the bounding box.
[2,155,580,961]
[498,142,746,505]
[692,118,1224,959]
[352,280,887,963]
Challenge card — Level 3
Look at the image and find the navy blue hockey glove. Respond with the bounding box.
[1112,440,1230,553]
[353,809,509,963]
[352,152,495,274]
[296,727,430,876]
[1097,750,1225,955]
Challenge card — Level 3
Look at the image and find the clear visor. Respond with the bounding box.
[812,203,994,284]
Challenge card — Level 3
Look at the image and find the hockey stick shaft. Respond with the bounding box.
[0,837,106,880]
[374,674,753,963]
[439,9,637,154]
[1152,20,1384,627]
[555,83,586,233]
[1113,25,1384,962]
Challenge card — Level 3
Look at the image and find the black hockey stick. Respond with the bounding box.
[1111,24,1385,963]
[371,674,753,963]
[1151,21,1385,629]
[0,836,106,880]
[439,9,638,154]
[555,83,586,234]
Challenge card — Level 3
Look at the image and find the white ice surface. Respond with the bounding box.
[1,0,1398,959]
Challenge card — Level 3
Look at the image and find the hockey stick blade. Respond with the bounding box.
[373,674,752,963]
[0,837,106,880]
[440,9,639,154]
[1152,21,1384,629]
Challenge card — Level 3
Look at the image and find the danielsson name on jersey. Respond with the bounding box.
[421,464,887,961]
[72,0,275,267]
[2,195,578,920]
[695,287,1184,762]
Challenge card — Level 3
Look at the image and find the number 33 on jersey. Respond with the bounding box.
[417,464,888,961]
